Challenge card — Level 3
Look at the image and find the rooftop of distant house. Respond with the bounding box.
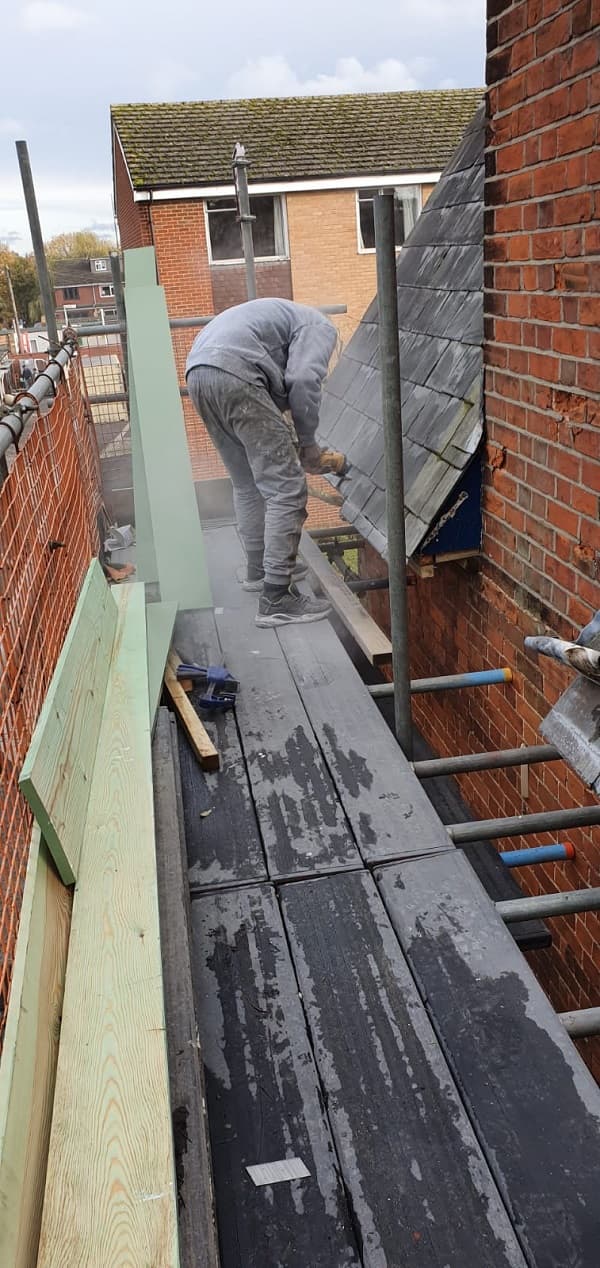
[111,88,484,191]
[52,257,113,287]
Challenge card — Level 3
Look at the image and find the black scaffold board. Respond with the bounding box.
[190,883,361,1268]
[280,870,526,1268]
[278,618,455,863]
[376,850,600,1268]
[174,607,267,889]
[208,526,361,879]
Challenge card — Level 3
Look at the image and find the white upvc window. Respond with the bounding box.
[204,194,288,264]
[93,258,109,272]
[99,284,114,297]
[356,185,422,253]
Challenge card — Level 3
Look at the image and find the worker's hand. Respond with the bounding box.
[299,444,347,476]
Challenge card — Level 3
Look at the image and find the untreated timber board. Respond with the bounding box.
[215,605,361,878]
[0,831,71,1268]
[281,871,526,1268]
[38,584,179,1267]
[376,850,600,1268]
[19,559,117,885]
[152,710,219,1268]
[278,618,454,863]
[174,609,266,889]
[190,884,361,1268]
[299,529,393,665]
[165,653,219,771]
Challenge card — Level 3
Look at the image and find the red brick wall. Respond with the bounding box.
[211,260,293,311]
[113,134,152,250]
[363,0,600,1078]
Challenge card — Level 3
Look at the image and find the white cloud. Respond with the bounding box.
[0,118,24,137]
[21,2,93,32]
[146,59,199,100]
[225,55,433,100]
[0,176,113,252]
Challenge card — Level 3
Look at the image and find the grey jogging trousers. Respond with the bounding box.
[187,365,308,585]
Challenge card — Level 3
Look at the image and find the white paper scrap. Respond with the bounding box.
[246,1158,310,1186]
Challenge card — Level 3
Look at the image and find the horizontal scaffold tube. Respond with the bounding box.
[499,843,575,867]
[413,744,560,779]
[560,1007,600,1038]
[497,886,600,923]
[448,805,600,844]
[369,668,513,697]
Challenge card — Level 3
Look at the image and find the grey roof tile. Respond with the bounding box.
[318,101,485,559]
[112,90,483,190]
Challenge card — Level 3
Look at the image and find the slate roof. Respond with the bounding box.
[317,103,485,560]
[111,89,483,190]
[52,258,110,287]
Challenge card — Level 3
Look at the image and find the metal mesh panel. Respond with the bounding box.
[0,355,101,1050]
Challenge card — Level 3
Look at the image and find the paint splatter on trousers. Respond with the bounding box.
[187,365,307,584]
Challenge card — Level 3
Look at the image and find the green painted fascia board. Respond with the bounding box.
[129,373,159,585]
[124,282,212,609]
[123,246,157,288]
[147,601,178,725]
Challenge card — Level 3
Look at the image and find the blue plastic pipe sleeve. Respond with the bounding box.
[500,842,575,868]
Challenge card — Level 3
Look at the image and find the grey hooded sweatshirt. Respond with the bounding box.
[185,298,337,446]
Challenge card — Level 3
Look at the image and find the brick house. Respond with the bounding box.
[325,0,599,1075]
[111,89,481,502]
[52,257,118,327]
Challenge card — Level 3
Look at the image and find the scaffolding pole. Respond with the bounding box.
[233,142,257,302]
[413,743,560,779]
[449,804,600,845]
[370,667,513,697]
[374,190,412,759]
[560,1007,600,1038]
[15,140,59,350]
[497,886,600,924]
[0,337,76,480]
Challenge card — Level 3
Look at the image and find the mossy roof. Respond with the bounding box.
[111,89,483,190]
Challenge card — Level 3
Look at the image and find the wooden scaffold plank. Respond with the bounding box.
[19,560,117,885]
[0,830,71,1268]
[37,584,179,1267]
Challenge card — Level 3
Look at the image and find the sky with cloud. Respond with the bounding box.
[0,0,485,253]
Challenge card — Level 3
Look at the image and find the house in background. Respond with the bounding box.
[111,87,482,499]
[52,257,117,328]
[111,88,482,342]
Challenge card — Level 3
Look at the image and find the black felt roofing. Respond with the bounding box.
[317,103,485,560]
[111,89,483,190]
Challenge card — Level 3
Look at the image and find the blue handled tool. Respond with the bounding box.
[175,662,239,711]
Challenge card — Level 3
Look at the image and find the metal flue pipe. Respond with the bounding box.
[374,190,412,759]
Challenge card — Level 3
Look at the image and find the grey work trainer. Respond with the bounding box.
[240,562,309,592]
[256,585,331,627]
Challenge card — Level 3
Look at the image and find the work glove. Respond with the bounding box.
[299,444,348,476]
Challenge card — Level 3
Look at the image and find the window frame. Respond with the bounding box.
[99,284,114,297]
[355,184,422,254]
[63,286,80,300]
[93,258,109,272]
[203,193,289,266]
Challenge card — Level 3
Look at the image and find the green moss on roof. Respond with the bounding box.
[111,89,484,191]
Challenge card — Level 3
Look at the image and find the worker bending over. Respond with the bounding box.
[186,298,346,627]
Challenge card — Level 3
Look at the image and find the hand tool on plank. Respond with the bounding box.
[175,662,239,711]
